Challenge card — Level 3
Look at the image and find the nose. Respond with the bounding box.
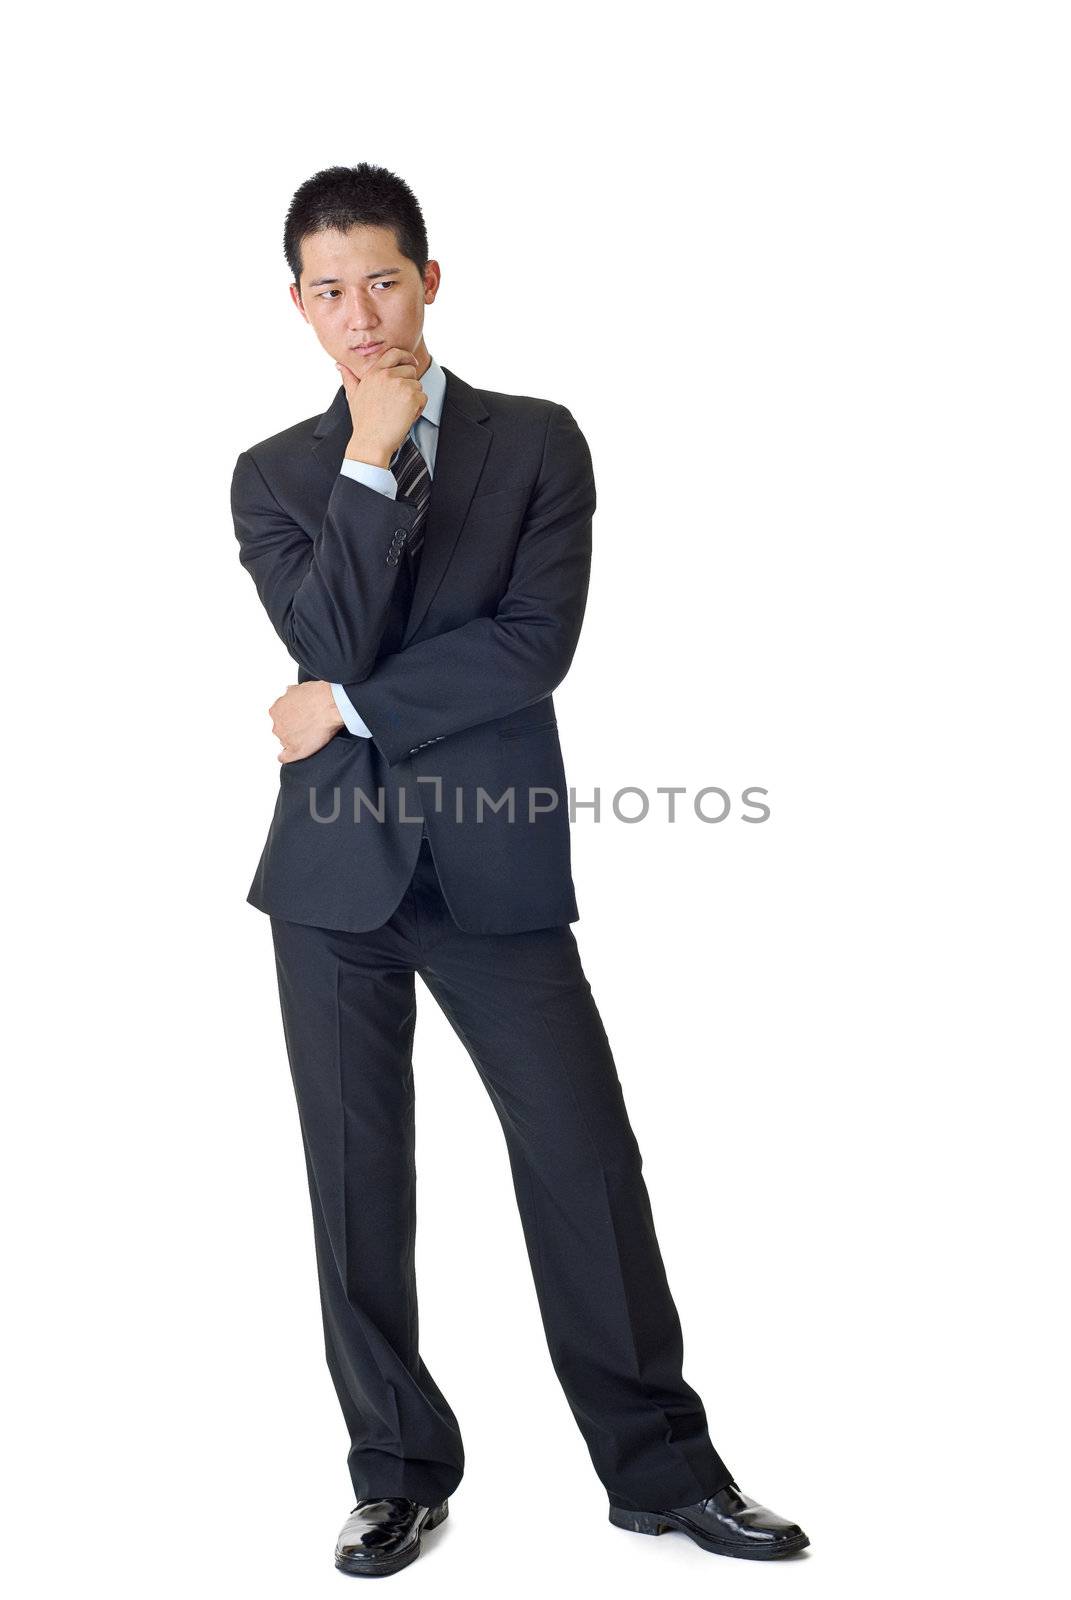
[345,286,379,335]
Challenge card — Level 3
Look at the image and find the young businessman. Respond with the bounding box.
[231,164,809,1577]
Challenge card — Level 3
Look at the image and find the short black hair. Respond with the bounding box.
[284,163,429,298]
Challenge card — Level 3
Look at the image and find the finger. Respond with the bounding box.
[373,347,419,371]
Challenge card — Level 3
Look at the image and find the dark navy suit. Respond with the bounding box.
[231,366,734,1512]
[232,368,589,933]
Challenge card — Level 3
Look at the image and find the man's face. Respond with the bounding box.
[290,223,440,376]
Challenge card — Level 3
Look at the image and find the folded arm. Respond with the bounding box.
[341,403,596,766]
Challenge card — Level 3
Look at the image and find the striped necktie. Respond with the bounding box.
[389,431,433,842]
[391,431,432,565]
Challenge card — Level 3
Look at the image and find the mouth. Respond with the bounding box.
[350,341,383,355]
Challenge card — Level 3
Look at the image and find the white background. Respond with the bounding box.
[5,3,1068,1596]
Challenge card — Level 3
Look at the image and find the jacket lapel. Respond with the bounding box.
[310,364,492,648]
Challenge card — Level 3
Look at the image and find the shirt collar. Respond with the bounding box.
[417,352,446,427]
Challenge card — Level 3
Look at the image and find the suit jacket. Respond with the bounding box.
[231,366,596,933]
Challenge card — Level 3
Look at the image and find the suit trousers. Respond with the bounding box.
[268,834,734,1512]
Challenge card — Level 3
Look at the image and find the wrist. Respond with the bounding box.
[345,435,392,470]
[321,681,345,731]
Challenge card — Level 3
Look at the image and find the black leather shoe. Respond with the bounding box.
[609,1480,809,1559]
[334,1496,449,1577]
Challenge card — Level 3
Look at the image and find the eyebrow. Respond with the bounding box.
[306,267,403,286]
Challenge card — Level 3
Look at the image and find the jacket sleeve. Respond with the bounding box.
[231,447,421,683]
[339,404,596,766]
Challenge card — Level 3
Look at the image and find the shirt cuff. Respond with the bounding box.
[339,458,398,498]
[330,682,374,738]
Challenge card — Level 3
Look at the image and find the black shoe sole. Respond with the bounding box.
[335,1500,449,1577]
[608,1503,809,1559]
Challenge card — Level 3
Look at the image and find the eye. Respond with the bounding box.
[316,281,396,300]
